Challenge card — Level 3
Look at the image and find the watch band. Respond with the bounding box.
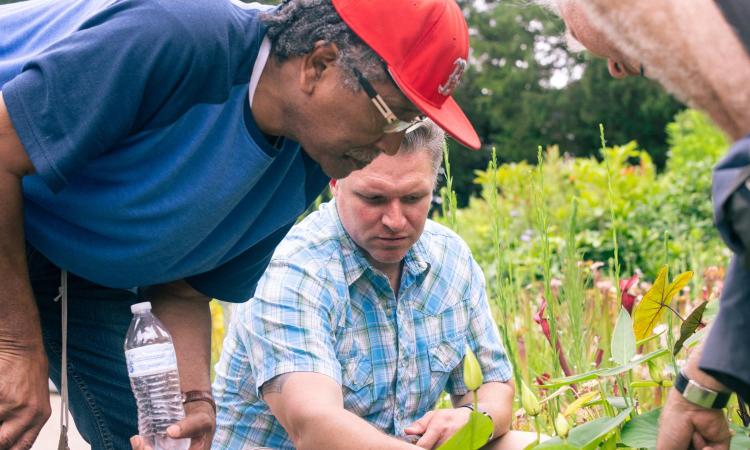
[459,403,494,440]
[674,370,731,409]
[182,390,217,415]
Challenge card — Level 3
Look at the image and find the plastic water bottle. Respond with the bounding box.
[125,302,190,450]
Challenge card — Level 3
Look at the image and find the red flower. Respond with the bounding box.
[534,298,573,377]
[620,274,639,315]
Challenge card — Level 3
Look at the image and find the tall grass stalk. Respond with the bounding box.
[488,148,522,386]
[533,146,563,376]
[441,142,458,232]
[600,124,622,303]
[562,197,587,372]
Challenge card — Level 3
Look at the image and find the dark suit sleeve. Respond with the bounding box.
[699,256,750,402]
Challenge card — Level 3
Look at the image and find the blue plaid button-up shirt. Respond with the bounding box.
[212,200,512,449]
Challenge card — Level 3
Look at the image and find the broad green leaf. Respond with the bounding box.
[534,407,633,450]
[599,348,669,377]
[673,301,707,355]
[633,266,693,340]
[611,307,636,365]
[620,408,660,449]
[730,423,750,450]
[436,411,493,450]
[529,444,579,450]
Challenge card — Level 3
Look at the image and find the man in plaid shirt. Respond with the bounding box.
[212,121,536,450]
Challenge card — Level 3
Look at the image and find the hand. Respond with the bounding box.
[404,407,472,450]
[0,345,50,450]
[657,389,732,450]
[130,400,216,450]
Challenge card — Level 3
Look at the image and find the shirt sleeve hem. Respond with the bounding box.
[4,76,68,192]
[254,363,342,398]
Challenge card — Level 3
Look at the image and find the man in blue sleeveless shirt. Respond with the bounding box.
[532,0,750,448]
[0,0,481,448]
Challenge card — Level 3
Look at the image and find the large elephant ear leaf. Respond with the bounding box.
[633,266,668,340]
[673,301,707,355]
[633,267,693,340]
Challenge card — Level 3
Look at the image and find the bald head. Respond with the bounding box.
[543,0,750,139]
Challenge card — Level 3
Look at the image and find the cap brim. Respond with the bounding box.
[389,69,481,150]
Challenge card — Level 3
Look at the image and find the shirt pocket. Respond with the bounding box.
[427,335,466,399]
[340,355,374,417]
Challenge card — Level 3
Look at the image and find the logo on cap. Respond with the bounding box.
[438,58,468,97]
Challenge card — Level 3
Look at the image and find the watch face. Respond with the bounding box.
[683,380,719,408]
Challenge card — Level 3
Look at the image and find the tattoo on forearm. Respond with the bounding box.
[261,373,292,397]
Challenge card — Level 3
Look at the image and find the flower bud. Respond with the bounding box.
[463,345,483,391]
[520,380,541,417]
[554,413,570,438]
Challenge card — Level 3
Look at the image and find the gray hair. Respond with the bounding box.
[261,0,387,90]
[399,120,445,182]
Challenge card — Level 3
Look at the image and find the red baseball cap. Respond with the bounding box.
[332,0,481,150]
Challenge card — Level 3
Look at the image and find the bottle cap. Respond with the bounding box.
[130,301,152,314]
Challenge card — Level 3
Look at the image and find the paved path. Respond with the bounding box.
[33,393,89,450]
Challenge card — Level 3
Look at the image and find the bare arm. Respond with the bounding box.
[263,372,419,450]
[403,381,514,449]
[451,381,515,440]
[132,280,215,450]
[0,91,52,449]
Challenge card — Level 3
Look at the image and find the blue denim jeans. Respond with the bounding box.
[28,244,139,449]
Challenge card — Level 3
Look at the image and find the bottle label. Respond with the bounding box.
[126,343,178,377]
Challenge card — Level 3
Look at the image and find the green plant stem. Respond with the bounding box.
[597,379,615,417]
[600,124,622,304]
[535,146,562,376]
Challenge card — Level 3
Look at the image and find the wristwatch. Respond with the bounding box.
[674,370,731,409]
[459,403,494,440]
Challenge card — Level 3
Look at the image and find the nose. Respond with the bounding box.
[607,59,632,79]
[382,200,406,231]
[376,131,405,156]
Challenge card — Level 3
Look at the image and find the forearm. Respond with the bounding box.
[292,407,417,450]
[684,341,729,393]
[0,96,41,350]
[145,280,212,392]
[454,381,514,438]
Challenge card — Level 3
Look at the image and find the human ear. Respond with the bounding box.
[299,41,340,94]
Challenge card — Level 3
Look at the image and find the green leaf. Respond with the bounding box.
[436,411,493,450]
[543,369,606,389]
[633,266,693,340]
[535,407,633,450]
[529,444,579,450]
[612,307,636,365]
[673,301,707,355]
[682,326,707,350]
[598,348,669,377]
[730,423,750,450]
[620,408,660,449]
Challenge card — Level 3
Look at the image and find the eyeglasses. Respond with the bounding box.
[353,68,426,134]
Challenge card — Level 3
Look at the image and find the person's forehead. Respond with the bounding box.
[347,154,434,191]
